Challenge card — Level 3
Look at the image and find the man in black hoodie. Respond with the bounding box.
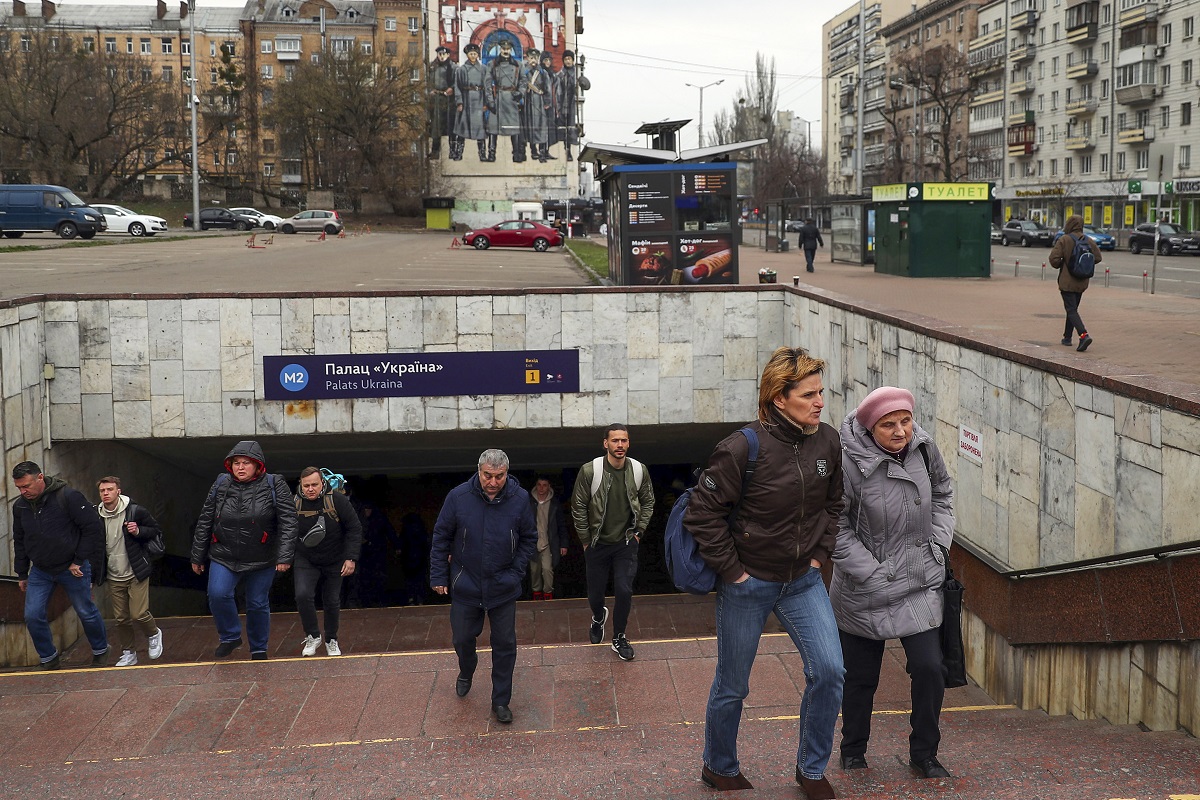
[12,461,109,670]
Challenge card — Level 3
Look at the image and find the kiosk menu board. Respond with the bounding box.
[608,163,739,286]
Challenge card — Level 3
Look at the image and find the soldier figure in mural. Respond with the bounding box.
[454,43,491,162]
[554,50,590,162]
[540,51,561,157]
[521,48,554,163]
[487,39,526,164]
[429,45,460,160]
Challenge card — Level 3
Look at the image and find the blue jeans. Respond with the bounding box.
[208,561,276,654]
[704,569,844,780]
[25,562,108,662]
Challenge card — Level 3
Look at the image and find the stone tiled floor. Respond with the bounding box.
[2,597,1198,798]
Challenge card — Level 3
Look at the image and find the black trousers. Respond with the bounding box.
[450,598,517,706]
[839,627,945,761]
[1060,290,1087,339]
[294,555,344,641]
[585,539,639,636]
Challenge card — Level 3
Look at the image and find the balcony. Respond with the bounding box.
[1065,134,1095,150]
[1067,21,1098,42]
[970,88,1005,107]
[968,28,1006,50]
[1011,77,1036,94]
[970,114,1006,133]
[1010,41,1036,62]
[1067,59,1099,79]
[1117,124,1156,143]
[1066,97,1100,115]
[1115,83,1158,105]
[275,50,300,62]
[1012,9,1038,29]
[863,143,887,167]
[1008,142,1037,156]
[1008,109,1035,126]
[1118,1,1157,27]
[968,42,1006,75]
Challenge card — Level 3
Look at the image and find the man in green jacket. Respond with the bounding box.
[570,424,654,661]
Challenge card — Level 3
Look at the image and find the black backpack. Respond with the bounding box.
[1067,234,1096,279]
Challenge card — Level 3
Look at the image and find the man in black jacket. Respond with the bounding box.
[97,476,164,667]
[12,461,109,670]
[294,467,362,657]
[799,219,824,273]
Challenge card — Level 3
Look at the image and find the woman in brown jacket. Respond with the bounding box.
[1048,215,1102,351]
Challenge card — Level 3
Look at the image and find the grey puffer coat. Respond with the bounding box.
[830,412,955,640]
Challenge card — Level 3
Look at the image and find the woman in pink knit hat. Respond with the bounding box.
[829,387,956,781]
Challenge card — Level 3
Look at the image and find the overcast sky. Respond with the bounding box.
[84,0,829,150]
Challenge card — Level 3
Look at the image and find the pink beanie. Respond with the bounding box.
[856,386,915,430]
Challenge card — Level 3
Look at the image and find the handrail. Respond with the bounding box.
[955,537,1200,580]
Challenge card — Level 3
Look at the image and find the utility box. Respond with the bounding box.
[872,183,993,278]
[423,196,455,230]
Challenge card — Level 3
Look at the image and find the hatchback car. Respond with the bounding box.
[1128,222,1200,256]
[1082,226,1115,251]
[463,220,564,251]
[183,207,257,231]
[92,204,168,237]
[1001,219,1054,247]
[230,207,284,230]
[990,223,1003,244]
[279,209,343,235]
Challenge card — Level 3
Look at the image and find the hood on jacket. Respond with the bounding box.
[224,440,267,478]
[97,493,130,518]
[1062,215,1084,235]
[28,474,68,509]
[840,410,934,477]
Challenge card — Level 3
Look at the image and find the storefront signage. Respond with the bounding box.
[624,173,673,231]
[872,184,908,202]
[921,183,991,201]
[1015,188,1066,197]
[264,350,580,400]
[1173,178,1200,194]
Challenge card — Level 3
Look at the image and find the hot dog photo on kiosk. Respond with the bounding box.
[673,235,735,284]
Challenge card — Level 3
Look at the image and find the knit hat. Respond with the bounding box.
[855,387,915,430]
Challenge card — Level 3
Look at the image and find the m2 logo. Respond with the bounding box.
[815,459,829,477]
[279,364,309,392]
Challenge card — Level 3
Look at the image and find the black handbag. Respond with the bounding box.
[940,551,968,688]
[143,532,167,561]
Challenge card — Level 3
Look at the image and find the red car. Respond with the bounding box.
[464,220,563,252]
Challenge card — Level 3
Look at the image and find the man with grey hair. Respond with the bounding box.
[430,450,537,724]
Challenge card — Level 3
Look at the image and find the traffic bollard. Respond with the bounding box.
[1014,259,1019,277]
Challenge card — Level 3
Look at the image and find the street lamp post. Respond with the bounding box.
[188,0,200,231]
[685,79,724,149]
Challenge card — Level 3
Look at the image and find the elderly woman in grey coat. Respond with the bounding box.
[830,387,955,780]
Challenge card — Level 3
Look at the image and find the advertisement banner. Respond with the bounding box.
[624,173,674,232]
[674,234,734,284]
[264,350,580,400]
[1103,205,1113,226]
[1124,204,1134,226]
[627,236,676,285]
[1083,206,1093,225]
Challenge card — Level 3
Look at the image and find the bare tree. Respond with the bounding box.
[888,45,976,182]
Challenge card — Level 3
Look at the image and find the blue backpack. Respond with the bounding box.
[1067,234,1096,279]
[664,427,760,594]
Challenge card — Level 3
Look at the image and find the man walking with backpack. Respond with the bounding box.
[1049,215,1102,352]
[97,476,165,666]
[294,467,362,657]
[570,424,655,662]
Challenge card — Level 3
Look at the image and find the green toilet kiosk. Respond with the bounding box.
[872,182,994,277]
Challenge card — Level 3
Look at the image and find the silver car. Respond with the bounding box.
[279,209,344,235]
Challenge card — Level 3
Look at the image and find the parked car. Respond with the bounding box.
[230,207,283,230]
[92,204,168,237]
[183,207,257,231]
[0,184,107,239]
[785,219,804,232]
[1127,222,1200,256]
[990,223,1003,244]
[1082,226,1116,251]
[1001,219,1054,247]
[279,209,343,235]
[463,220,564,251]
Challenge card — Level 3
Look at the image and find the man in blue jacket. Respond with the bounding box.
[430,449,537,724]
[11,461,109,669]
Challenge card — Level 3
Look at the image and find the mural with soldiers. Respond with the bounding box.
[428,1,589,167]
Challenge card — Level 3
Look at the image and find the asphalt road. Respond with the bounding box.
[989,242,1200,298]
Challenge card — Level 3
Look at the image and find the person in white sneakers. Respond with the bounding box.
[294,467,362,657]
[96,477,164,666]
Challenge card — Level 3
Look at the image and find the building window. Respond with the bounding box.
[1161,106,1170,128]
[263,138,275,154]
[182,67,191,82]
[263,162,275,177]
[261,40,273,54]
[1009,162,1016,179]
[144,150,155,166]
[386,41,398,56]
[1051,158,1058,176]
[210,42,217,56]
[161,38,173,54]
[1081,155,1092,174]
[214,153,222,167]
[1162,23,1172,44]
[311,53,321,64]
[226,151,237,166]
[1180,144,1192,169]
[1117,151,1126,171]
[410,67,420,82]
[408,41,419,56]
[386,66,399,80]
[1102,4,1111,24]
[1101,79,1109,98]
[182,38,190,55]
[210,68,218,84]
[1136,149,1149,170]
[276,39,301,53]
[81,37,94,52]
[1183,103,1193,126]
[162,66,173,83]
[361,41,373,55]
[1051,90,1059,110]
[284,65,296,80]
[283,159,302,179]
[1101,153,1109,172]
[1037,160,1044,176]
[262,88,273,105]
[408,16,419,33]
[223,42,236,57]
[140,38,151,54]
[141,67,152,82]
[49,37,59,52]
[105,37,117,52]
[126,37,133,54]
[1184,60,1194,84]
[262,65,274,79]
[385,17,397,31]
[1161,65,1171,86]
[1052,57,1059,75]
[1185,17,1195,39]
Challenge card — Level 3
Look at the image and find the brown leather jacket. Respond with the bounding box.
[684,415,844,584]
